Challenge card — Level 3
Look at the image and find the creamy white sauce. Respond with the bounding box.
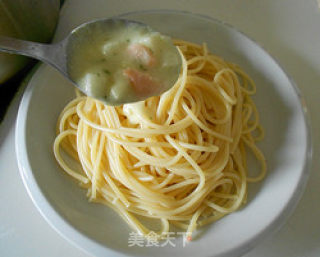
[67,20,181,105]
[123,101,150,124]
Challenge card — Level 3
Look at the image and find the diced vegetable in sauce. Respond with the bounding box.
[127,43,156,67]
[123,68,162,96]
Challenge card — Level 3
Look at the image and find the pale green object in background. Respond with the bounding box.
[0,0,60,83]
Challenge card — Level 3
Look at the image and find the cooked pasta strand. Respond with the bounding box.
[53,40,266,240]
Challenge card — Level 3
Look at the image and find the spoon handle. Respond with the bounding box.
[0,36,52,61]
[0,36,67,74]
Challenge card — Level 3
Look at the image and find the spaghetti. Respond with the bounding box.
[53,40,266,240]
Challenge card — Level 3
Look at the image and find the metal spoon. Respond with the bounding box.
[0,18,181,105]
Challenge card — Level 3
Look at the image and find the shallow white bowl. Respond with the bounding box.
[15,10,311,257]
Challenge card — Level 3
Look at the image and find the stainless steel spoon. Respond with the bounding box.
[0,18,180,105]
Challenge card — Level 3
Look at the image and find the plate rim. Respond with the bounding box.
[15,9,313,257]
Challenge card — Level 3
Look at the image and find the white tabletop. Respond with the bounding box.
[1,0,320,256]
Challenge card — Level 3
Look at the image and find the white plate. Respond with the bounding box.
[15,10,311,257]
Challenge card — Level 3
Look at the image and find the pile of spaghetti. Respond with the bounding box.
[54,40,266,240]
